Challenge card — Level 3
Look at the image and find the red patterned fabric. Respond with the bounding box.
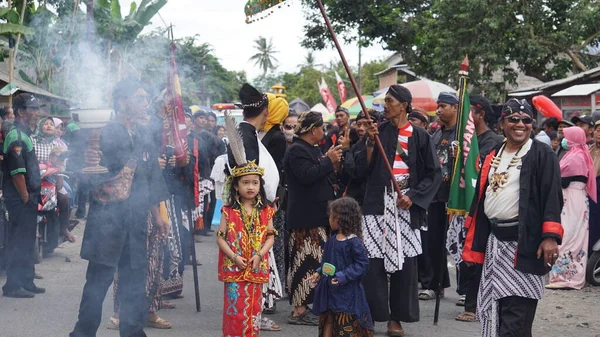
[222,281,262,337]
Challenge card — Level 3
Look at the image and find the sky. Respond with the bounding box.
[131,0,390,81]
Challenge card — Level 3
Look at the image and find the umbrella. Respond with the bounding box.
[327,95,374,122]
[311,103,334,121]
[289,98,310,114]
[373,80,456,115]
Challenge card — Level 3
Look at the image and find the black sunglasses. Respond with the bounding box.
[504,115,533,125]
[283,124,295,130]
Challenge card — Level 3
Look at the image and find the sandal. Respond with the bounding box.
[456,296,466,306]
[418,289,436,300]
[288,310,319,326]
[146,316,172,329]
[106,316,119,330]
[260,317,281,331]
[455,311,477,322]
[161,301,176,309]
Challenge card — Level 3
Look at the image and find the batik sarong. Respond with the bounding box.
[318,311,374,337]
[362,183,421,273]
[287,227,328,307]
[223,281,262,337]
[161,196,183,296]
[477,234,544,337]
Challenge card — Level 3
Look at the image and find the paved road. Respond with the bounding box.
[1,222,598,337]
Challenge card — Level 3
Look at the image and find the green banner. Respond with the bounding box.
[447,80,479,215]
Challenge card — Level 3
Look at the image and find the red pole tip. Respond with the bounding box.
[460,56,469,71]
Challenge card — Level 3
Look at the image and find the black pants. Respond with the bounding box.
[457,262,482,313]
[202,190,217,234]
[498,296,538,337]
[420,201,450,290]
[363,257,419,323]
[70,238,148,337]
[2,199,37,293]
[76,176,88,216]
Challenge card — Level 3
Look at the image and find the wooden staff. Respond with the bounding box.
[315,0,402,197]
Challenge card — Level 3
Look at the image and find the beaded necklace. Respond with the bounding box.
[489,143,524,193]
[239,203,260,233]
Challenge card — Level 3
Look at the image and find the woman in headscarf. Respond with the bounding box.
[547,127,597,289]
[33,117,57,163]
[284,111,342,325]
[258,93,289,314]
[52,118,69,151]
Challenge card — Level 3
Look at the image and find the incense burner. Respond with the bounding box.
[70,108,114,174]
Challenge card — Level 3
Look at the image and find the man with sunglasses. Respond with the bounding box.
[462,98,563,337]
[1,93,43,298]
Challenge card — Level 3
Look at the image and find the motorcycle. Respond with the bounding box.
[35,162,61,262]
[586,238,600,286]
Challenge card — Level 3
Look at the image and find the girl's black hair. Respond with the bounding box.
[329,197,363,239]
[226,174,268,210]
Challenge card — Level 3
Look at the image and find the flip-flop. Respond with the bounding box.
[161,301,176,309]
[418,289,436,300]
[106,317,119,330]
[146,317,172,329]
[455,311,478,322]
[260,317,281,331]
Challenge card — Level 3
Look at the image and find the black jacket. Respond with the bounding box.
[462,140,564,276]
[356,121,441,229]
[284,138,336,230]
[261,125,287,180]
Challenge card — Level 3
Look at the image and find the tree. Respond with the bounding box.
[301,0,600,98]
[249,36,278,76]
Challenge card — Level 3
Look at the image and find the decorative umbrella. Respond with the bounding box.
[327,95,375,122]
[373,80,456,115]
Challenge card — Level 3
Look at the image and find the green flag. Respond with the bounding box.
[447,82,479,215]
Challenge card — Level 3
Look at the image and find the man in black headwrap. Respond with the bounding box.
[418,92,458,301]
[359,84,441,336]
[463,98,562,337]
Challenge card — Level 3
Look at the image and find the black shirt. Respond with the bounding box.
[2,121,41,201]
[478,130,504,157]
[431,124,457,202]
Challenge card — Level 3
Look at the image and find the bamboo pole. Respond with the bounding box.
[315,0,402,197]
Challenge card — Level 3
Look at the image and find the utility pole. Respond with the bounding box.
[358,32,362,94]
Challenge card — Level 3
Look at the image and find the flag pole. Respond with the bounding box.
[187,206,202,312]
[433,56,469,325]
[315,0,402,197]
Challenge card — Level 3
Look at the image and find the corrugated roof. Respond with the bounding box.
[551,83,600,97]
[509,66,600,94]
[0,63,70,101]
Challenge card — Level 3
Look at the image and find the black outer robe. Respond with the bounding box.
[80,122,169,269]
[356,121,442,229]
[462,139,564,276]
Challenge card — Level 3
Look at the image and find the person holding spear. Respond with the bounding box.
[360,85,441,336]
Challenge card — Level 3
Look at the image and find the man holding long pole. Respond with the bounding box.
[360,85,441,336]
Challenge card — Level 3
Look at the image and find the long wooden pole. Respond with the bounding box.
[315,0,402,197]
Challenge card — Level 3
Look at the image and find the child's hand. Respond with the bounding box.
[249,255,261,271]
[331,278,339,286]
[308,272,320,287]
[233,256,247,269]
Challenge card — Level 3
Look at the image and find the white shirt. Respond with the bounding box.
[484,139,532,220]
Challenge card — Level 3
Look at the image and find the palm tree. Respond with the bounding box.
[299,51,324,70]
[249,36,278,75]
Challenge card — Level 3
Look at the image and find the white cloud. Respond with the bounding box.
[129,0,390,81]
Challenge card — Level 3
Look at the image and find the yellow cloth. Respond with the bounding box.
[264,93,289,132]
[159,202,169,223]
